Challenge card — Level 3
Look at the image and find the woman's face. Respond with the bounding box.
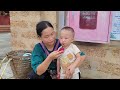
[41,27,56,46]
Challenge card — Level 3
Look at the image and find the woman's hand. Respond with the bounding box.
[48,50,64,61]
[67,64,76,75]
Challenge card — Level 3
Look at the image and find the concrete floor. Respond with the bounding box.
[0,32,12,59]
[0,32,14,79]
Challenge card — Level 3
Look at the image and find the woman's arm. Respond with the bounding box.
[77,52,86,67]
[57,59,60,73]
[36,50,63,75]
[65,52,86,78]
[68,52,81,69]
[57,58,60,79]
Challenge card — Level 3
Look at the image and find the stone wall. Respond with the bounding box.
[74,41,120,79]
[10,11,57,50]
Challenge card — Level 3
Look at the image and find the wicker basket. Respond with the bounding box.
[6,50,32,79]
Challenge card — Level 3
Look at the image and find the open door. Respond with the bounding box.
[0,11,10,32]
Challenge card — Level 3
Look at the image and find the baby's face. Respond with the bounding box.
[59,30,74,48]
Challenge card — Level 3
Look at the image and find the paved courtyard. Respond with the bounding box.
[0,33,12,59]
[0,32,14,79]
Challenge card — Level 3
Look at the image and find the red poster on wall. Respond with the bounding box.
[79,11,98,30]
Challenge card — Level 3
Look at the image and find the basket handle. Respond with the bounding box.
[0,57,12,79]
[0,56,7,68]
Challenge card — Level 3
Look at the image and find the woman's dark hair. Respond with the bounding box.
[36,21,54,37]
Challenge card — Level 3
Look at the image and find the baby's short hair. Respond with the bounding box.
[61,26,75,37]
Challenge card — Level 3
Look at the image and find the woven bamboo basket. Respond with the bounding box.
[6,50,32,79]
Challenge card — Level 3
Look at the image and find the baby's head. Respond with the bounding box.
[61,26,75,37]
[59,26,75,48]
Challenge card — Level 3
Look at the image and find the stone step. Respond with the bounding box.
[0,25,10,32]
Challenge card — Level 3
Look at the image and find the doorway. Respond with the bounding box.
[0,11,10,32]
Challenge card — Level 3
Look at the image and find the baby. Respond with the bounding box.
[57,26,81,79]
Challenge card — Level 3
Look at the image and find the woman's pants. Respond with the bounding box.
[28,70,52,79]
